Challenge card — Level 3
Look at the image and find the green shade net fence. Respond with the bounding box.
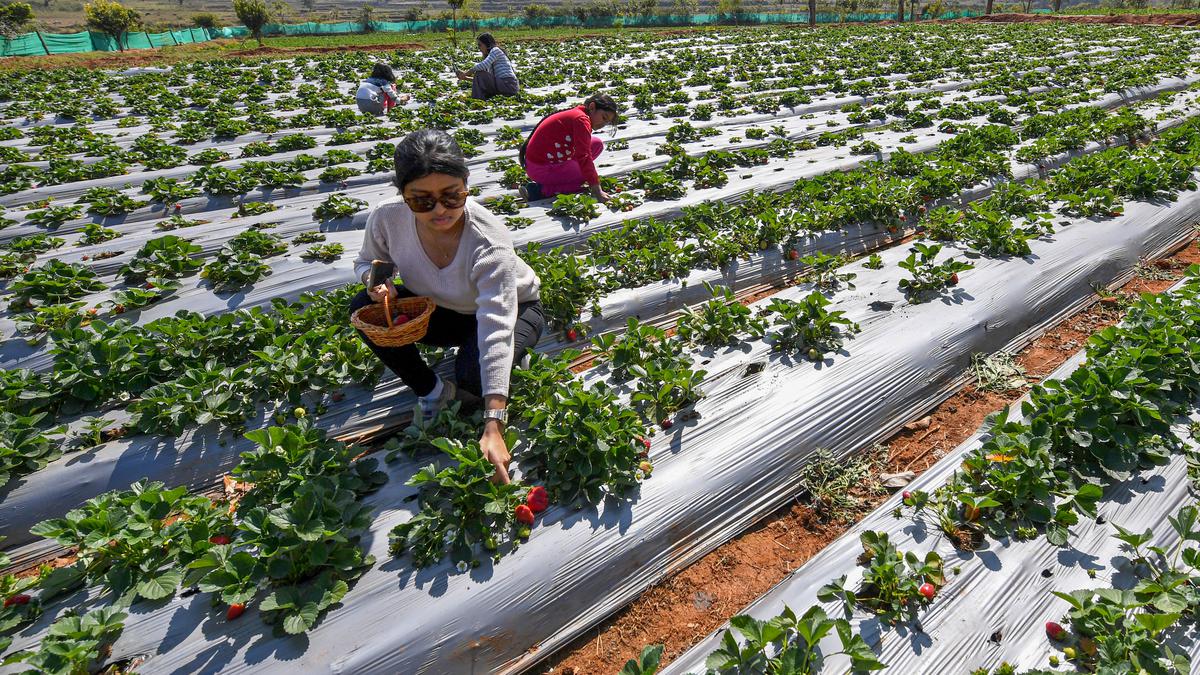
[2,11,978,57]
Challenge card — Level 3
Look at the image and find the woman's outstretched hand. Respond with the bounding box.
[480,422,512,484]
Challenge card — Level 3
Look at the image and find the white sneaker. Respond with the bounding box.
[417,379,456,424]
[518,353,531,370]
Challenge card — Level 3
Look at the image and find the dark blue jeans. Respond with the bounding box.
[349,287,545,398]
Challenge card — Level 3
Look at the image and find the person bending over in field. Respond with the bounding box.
[518,93,620,204]
[350,129,545,484]
[456,33,520,100]
[356,62,406,116]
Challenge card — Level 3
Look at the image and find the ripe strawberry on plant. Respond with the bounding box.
[209,534,231,545]
[526,486,549,514]
[515,504,535,525]
[1045,621,1065,640]
[918,583,936,601]
[3,594,31,607]
[787,249,799,261]
[226,603,246,620]
[566,328,578,342]
[660,419,673,430]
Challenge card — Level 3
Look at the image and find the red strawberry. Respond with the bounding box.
[526,486,549,514]
[660,419,673,430]
[902,490,912,501]
[332,391,345,402]
[87,308,98,316]
[787,249,799,261]
[226,603,246,620]
[1046,621,1065,640]
[899,214,907,222]
[113,304,126,314]
[566,329,578,341]
[145,282,155,289]
[886,225,898,234]
[917,205,927,215]
[3,594,31,607]
[918,583,936,600]
[640,436,651,450]
[173,203,182,211]
[81,255,90,261]
[515,504,535,525]
[209,535,230,545]
[393,313,410,325]
[948,273,959,286]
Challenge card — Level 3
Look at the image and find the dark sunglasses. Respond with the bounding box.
[403,190,469,213]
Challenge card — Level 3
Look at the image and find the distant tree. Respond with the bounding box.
[446,0,464,34]
[191,10,220,27]
[808,0,815,24]
[524,2,549,24]
[232,0,272,45]
[0,1,35,38]
[360,3,375,30]
[895,0,902,21]
[671,0,697,15]
[717,0,743,22]
[924,0,944,17]
[85,0,142,50]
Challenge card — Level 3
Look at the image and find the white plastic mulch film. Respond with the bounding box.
[1,22,1200,675]
[661,280,1200,675]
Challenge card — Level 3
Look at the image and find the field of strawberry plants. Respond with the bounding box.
[3,20,1200,674]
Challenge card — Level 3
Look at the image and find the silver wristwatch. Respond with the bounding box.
[482,408,508,425]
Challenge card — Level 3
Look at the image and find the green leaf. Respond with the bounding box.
[136,569,183,600]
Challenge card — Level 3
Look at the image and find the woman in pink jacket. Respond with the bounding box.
[518,93,619,204]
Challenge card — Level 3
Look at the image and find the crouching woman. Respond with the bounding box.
[350,129,545,483]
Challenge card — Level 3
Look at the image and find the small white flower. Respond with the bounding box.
[456,560,469,573]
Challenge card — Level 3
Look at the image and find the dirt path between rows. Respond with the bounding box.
[537,235,1200,675]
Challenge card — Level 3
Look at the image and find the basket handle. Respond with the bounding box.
[383,294,394,328]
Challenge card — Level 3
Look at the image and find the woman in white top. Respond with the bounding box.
[355,62,406,116]
[456,33,520,100]
[351,129,544,484]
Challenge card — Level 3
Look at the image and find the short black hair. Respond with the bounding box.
[393,129,470,192]
[584,92,620,114]
[478,33,497,50]
[370,62,396,82]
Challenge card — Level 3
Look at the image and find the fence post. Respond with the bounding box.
[169,30,180,46]
[34,30,50,55]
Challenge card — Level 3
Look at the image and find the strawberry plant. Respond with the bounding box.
[676,282,768,347]
[26,205,82,230]
[0,411,66,486]
[4,606,127,675]
[897,243,974,302]
[8,261,106,312]
[819,531,944,625]
[292,231,326,244]
[110,278,181,311]
[154,214,207,231]
[319,166,361,183]
[506,216,534,230]
[202,250,272,290]
[519,243,604,334]
[607,192,642,212]
[389,435,526,568]
[549,192,601,224]
[702,604,884,674]
[766,293,860,360]
[189,148,231,165]
[300,243,345,262]
[79,188,146,218]
[484,194,521,216]
[234,201,279,218]
[520,375,648,504]
[7,233,65,254]
[799,252,856,290]
[314,193,367,222]
[30,479,233,603]
[0,252,33,279]
[78,223,121,246]
[15,302,88,343]
[193,166,258,196]
[228,229,288,257]
[619,645,663,675]
[120,235,203,282]
[274,133,317,152]
[863,254,884,270]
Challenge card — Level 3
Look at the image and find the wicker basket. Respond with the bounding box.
[351,295,435,347]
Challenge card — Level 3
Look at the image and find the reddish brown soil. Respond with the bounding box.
[961,12,1200,26]
[539,236,1200,675]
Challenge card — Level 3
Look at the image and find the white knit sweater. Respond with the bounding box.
[353,196,541,397]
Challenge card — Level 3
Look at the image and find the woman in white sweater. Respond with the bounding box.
[352,129,544,484]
